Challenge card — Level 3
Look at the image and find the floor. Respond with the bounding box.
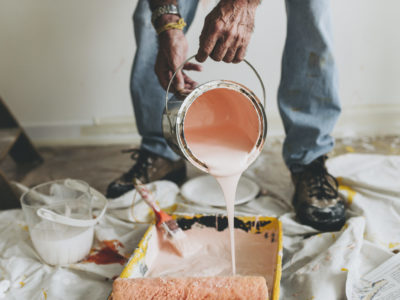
[2,135,400,200]
[1,135,399,299]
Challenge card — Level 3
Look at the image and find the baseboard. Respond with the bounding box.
[23,104,400,146]
[25,121,142,146]
[334,104,400,137]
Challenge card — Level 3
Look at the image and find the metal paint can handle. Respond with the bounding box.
[164,55,266,121]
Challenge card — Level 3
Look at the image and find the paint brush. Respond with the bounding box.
[132,179,186,256]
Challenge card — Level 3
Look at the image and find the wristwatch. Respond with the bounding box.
[151,4,181,26]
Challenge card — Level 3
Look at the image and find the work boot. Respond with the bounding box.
[291,155,345,231]
[106,149,186,198]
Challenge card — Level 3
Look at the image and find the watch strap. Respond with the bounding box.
[151,4,180,26]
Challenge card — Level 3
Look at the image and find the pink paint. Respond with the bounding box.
[147,226,276,281]
[184,88,261,274]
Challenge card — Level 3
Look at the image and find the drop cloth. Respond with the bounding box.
[0,152,399,300]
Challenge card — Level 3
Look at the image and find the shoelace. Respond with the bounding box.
[121,149,155,182]
[305,157,339,199]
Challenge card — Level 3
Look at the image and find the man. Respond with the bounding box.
[107,0,345,231]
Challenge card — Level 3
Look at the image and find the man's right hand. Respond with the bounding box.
[155,15,202,95]
[196,0,259,64]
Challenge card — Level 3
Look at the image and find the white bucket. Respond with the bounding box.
[20,179,107,265]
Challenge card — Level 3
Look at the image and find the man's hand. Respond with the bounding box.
[155,15,201,95]
[196,0,259,63]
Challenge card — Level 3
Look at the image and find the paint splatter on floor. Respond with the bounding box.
[333,135,400,156]
[42,289,47,300]
[83,240,128,265]
[18,224,29,231]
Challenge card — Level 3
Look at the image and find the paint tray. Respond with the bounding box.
[116,214,282,300]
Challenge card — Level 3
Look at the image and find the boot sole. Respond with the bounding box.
[297,212,346,232]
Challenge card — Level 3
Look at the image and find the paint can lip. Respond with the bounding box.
[175,79,267,173]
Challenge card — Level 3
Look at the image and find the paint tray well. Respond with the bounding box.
[112,214,282,300]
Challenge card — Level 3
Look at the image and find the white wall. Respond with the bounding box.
[0,0,136,144]
[0,0,399,144]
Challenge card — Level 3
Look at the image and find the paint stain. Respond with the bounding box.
[341,268,348,272]
[337,177,357,205]
[19,275,26,288]
[324,253,332,262]
[83,240,128,265]
[338,184,356,205]
[18,224,29,231]
[347,243,356,250]
[42,289,47,300]
[316,96,332,103]
[308,52,320,68]
[345,146,355,153]
[320,56,327,67]
[308,52,327,68]
[307,52,328,78]
[312,264,319,272]
[389,242,400,249]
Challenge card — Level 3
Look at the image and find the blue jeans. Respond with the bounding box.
[130,0,341,172]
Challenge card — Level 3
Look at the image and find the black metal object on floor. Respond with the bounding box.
[0,97,43,209]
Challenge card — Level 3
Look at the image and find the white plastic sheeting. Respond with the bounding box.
[0,152,399,299]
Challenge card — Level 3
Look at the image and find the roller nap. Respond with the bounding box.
[112,276,268,300]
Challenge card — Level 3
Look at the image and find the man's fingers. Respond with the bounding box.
[183,72,198,88]
[173,63,201,94]
[196,22,219,62]
[183,62,202,72]
[223,47,237,63]
[173,70,185,93]
[233,45,247,64]
[168,72,197,95]
[158,70,172,91]
[181,73,197,94]
[209,39,226,62]
[211,30,238,62]
[164,70,180,93]
[196,35,218,62]
[221,35,239,63]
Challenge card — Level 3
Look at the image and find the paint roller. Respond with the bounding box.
[111,276,269,300]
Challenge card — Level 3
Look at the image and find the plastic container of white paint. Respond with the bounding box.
[20,179,107,265]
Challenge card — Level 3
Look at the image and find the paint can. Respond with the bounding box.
[162,55,267,173]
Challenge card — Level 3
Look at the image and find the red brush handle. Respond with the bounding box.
[155,210,173,227]
[133,179,173,227]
